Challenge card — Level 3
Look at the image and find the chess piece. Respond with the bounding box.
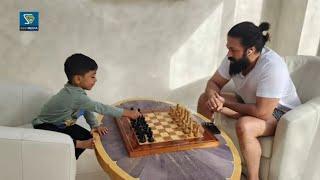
[176,104,180,111]
[139,135,146,143]
[198,126,205,136]
[147,136,154,142]
[146,128,154,142]
[187,117,192,129]
[169,107,173,116]
[193,124,199,137]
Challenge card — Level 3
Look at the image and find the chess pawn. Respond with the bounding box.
[182,108,186,118]
[199,126,205,136]
[179,107,183,117]
[180,108,184,119]
[184,122,191,134]
[187,118,192,132]
[175,104,180,116]
[184,128,190,134]
[188,122,194,136]
[169,107,173,116]
[193,124,199,137]
[177,115,183,127]
[181,112,188,128]
[170,107,178,121]
[182,122,188,133]
[184,112,190,126]
[195,125,204,137]
[176,104,180,111]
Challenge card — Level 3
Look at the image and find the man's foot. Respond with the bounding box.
[76,139,94,149]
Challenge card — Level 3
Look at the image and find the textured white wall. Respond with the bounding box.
[0,0,316,105]
[273,0,308,56]
[298,0,320,56]
[0,0,225,103]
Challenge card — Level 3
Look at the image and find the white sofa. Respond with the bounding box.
[168,55,320,180]
[0,81,108,180]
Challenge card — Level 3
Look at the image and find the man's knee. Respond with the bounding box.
[197,92,209,110]
[236,116,254,137]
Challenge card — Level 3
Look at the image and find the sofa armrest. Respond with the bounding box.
[270,97,320,180]
[0,126,76,180]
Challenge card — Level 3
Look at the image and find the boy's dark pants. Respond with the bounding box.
[34,123,92,159]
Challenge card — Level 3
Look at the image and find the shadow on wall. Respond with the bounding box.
[166,76,209,111]
[169,1,223,90]
[169,0,282,91]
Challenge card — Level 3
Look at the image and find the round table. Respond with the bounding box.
[93,99,241,180]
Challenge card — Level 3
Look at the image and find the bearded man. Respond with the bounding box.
[197,22,301,180]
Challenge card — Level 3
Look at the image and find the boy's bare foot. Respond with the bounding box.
[76,139,94,149]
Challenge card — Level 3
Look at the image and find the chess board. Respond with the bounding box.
[115,109,219,157]
[139,112,203,144]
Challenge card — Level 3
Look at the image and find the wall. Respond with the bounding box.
[273,0,308,56]
[298,0,320,56]
[0,0,224,103]
[0,0,317,105]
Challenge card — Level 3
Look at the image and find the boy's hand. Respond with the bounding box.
[91,125,108,136]
[122,109,140,120]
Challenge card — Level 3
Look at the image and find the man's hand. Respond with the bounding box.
[91,125,108,136]
[206,92,225,112]
[122,109,140,120]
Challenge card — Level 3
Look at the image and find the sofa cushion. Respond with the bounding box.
[284,56,320,103]
[16,118,108,180]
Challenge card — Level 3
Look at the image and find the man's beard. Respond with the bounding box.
[228,55,250,76]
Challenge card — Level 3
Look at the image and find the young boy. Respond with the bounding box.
[32,53,140,159]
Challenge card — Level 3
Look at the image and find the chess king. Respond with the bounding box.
[197,21,301,180]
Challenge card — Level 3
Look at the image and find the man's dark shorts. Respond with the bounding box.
[235,94,291,121]
[272,104,291,121]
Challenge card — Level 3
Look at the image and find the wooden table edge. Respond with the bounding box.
[195,113,242,180]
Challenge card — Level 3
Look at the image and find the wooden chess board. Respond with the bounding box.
[115,109,219,157]
[141,112,203,144]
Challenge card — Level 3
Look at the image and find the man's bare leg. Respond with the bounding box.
[197,92,242,120]
[236,116,277,180]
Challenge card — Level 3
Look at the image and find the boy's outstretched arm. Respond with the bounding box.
[122,109,140,119]
[83,110,100,128]
[77,95,140,120]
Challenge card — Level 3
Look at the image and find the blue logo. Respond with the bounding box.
[20,12,39,31]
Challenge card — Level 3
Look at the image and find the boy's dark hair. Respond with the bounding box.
[227,21,270,52]
[64,53,98,83]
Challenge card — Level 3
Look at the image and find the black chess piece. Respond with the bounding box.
[202,122,220,134]
[146,128,154,142]
[135,129,142,138]
[141,116,146,123]
[143,125,148,132]
[147,136,154,142]
[131,119,136,127]
[139,135,146,143]
[146,131,153,138]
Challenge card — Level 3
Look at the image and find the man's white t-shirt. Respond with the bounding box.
[217,47,301,109]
